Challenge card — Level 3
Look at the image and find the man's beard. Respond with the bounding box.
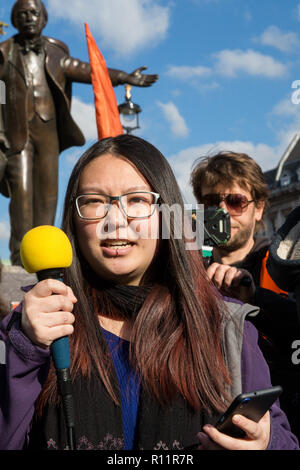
[219,223,254,253]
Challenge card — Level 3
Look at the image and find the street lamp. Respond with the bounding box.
[0,22,8,35]
[118,84,141,134]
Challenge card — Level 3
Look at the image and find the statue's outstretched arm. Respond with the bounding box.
[63,56,158,88]
[108,66,158,87]
[63,56,92,84]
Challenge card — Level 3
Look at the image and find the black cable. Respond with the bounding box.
[56,368,76,450]
[67,426,75,451]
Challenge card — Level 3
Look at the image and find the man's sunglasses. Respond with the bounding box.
[201,193,254,215]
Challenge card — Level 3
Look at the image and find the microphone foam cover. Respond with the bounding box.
[20,225,73,273]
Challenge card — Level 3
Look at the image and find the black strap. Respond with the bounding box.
[6,310,22,331]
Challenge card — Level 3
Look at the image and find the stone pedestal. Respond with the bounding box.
[0,265,37,307]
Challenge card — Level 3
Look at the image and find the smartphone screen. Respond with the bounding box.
[215,386,282,438]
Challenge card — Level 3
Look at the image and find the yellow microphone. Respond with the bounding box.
[20,224,72,278]
[20,225,75,449]
[20,225,73,369]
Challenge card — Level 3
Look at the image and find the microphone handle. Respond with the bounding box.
[240,276,252,287]
[37,268,71,370]
[37,268,75,449]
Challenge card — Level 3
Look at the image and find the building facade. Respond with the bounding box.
[263,134,300,238]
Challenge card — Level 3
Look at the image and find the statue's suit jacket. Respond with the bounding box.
[0,34,124,155]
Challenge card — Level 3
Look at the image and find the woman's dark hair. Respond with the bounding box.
[37,134,231,415]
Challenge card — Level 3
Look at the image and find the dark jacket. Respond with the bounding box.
[231,237,270,285]
[226,237,300,352]
[213,237,300,440]
[212,237,300,346]
[0,299,298,450]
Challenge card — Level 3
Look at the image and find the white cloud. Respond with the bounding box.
[164,64,219,94]
[0,221,10,241]
[272,96,300,118]
[70,96,98,142]
[166,49,287,91]
[169,92,300,204]
[268,95,300,151]
[254,26,300,53]
[191,0,221,3]
[157,101,189,137]
[45,0,170,57]
[168,141,278,204]
[213,49,288,78]
[165,65,212,80]
[244,7,252,23]
[168,141,282,204]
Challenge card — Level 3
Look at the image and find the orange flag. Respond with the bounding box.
[85,23,123,139]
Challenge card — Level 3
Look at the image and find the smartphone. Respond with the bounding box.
[215,385,283,438]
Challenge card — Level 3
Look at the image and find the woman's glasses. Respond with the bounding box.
[201,193,254,215]
[75,191,160,220]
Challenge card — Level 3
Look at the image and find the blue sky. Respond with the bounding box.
[1,0,300,261]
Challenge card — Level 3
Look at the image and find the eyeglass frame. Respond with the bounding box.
[201,193,255,215]
[74,191,161,220]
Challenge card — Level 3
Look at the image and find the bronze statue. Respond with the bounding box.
[0,22,9,36]
[0,0,158,265]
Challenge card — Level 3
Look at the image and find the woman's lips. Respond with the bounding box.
[101,240,135,257]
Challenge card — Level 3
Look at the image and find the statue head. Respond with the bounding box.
[11,0,48,39]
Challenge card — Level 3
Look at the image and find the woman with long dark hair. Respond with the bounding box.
[0,135,298,450]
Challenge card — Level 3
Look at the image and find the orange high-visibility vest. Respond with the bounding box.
[260,249,288,295]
